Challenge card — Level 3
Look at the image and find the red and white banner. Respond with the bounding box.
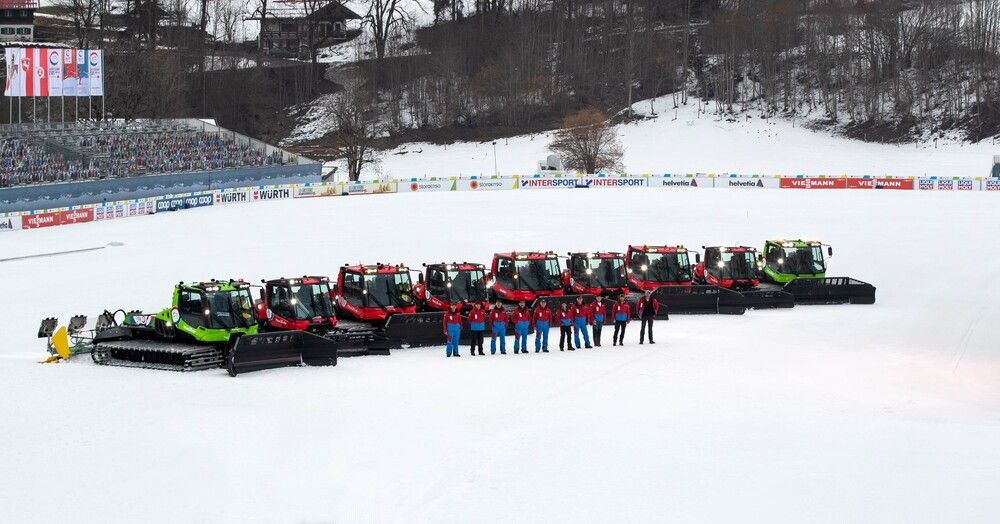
[4,48,24,96]
[4,47,103,97]
[779,178,848,189]
[21,211,62,229]
[846,178,915,190]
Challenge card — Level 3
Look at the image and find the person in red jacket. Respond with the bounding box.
[467,301,487,356]
[489,300,509,354]
[532,298,552,353]
[511,300,532,354]
[442,302,462,357]
[611,294,630,346]
[590,295,607,347]
[570,295,593,349]
[635,290,662,344]
[555,302,574,351]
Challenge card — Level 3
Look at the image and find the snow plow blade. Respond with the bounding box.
[783,277,876,305]
[650,286,746,315]
[227,331,337,377]
[383,312,447,348]
[741,289,795,309]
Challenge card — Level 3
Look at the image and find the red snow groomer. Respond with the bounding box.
[255,276,338,332]
[335,263,445,348]
[488,251,565,303]
[413,262,491,312]
[562,252,629,297]
[693,246,794,309]
[625,245,695,291]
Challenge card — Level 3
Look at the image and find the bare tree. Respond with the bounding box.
[327,89,383,180]
[549,107,624,174]
[58,0,102,48]
[365,0,409,62]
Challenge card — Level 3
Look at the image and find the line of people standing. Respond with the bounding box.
[442,291,663,357]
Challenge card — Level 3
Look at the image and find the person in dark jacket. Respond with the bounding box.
[511,300,532,354]
[532,298,552,353]
[555,302,574,351]
[635,290,662,344]
[590,295,607,347]
[443,302,463,357]
[611,294,630,346]
[467,302,487,355]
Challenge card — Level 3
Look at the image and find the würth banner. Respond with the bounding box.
[4,47,104,97]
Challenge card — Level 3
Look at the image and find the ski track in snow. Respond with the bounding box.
[1,188,999,523]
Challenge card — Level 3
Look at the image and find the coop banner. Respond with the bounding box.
[582,175,647,188]
[156,193,214,212]
[846,178,915,190]
[454,177,516,191]
[403,179,454,192]
[519,176,585,189]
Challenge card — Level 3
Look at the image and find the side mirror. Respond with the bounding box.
[695,253,701,264]
[417,273,425,284]
[827,246,833,257]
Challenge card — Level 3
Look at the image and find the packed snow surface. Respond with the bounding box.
[2,188,999,523]
[364,97,1000,180]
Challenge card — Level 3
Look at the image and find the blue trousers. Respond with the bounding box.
[534,321,550,352]
[573,317,591,348]
[491,325,507,354]
[513,321,530,353]
[445,324,461,356]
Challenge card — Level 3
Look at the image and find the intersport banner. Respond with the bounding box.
[519,176,582,189]
[582,175,647,188]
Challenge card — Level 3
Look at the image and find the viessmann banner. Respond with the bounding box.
[4,48,104,97]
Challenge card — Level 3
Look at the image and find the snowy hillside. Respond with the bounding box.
[1,188,998,522]
[360,97,1000,181]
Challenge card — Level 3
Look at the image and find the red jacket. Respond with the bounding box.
[555,309,573,324]
[570,303,591,321]
[636,298,660,318]
[591,301,608,319]
[443,311,462,334]
[489,308,508,326]
[612,301,631,320]
[532,307,552,325]
[511,307,531,323]
[467,309,486,324]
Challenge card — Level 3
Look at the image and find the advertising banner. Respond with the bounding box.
[62,49,77,97]
[846,178,915,190]
[214,188,254,205]
[518,176,583,189]
[454,177,515,191]
[0,215,22,232]
[917,178,936,191]
[21,211,62,229]
[714,176,780,189]
[58,208,93,225]
[4,48,24,97]
[253,187,294,201]
[582,176,647,188]
[986,179,1000,192]
[46,48,63,96]
[156,193,214,212]
[88,50,103,96]
[936,179,954,191]
[403,179,454,192]
[957,178,976,191]
[294,183,341,198]
[343,181,398,195]
[779,177,848,189]
[74,49,90,97]
[649,175,706,188]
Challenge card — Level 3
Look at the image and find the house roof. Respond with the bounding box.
[248,0,362,21]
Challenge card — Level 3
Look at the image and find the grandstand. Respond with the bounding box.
[0,119,321,212]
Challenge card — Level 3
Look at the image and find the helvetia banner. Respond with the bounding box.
[0,215,22,232]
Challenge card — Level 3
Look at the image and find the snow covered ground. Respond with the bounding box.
[367,97,1000,180]
[2,188,999,522]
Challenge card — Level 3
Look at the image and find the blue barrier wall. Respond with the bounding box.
[0,164,322,213]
